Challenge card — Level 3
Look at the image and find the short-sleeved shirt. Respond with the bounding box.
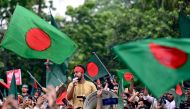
[67,80,97,108]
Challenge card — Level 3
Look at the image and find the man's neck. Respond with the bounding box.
[22,93,28,96]
[78,78,85,84]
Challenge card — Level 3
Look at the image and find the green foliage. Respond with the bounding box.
[113,8,179,44]
[63,0,188,73]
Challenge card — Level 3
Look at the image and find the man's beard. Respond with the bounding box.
[78,77,82,81]
[167,98,174,102]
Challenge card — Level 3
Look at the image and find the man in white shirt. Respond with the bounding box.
[143,89,176,109]
[165,91,175,109]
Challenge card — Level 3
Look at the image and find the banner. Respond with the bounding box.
[6,69,22,86]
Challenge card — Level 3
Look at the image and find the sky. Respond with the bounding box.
[45,0,85,17]
[1,0,85,29]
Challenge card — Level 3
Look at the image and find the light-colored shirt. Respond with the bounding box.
[165,100,175,109]
[143,95,176,109]
[67,80,97,108]
[143,95,157,109]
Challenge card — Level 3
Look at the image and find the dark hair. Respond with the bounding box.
[74,65,86,72]
[114,85,119,87]
[125,93,130,97]
[24,95,32,100]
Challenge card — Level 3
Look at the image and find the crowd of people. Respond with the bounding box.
[0,65,190,109]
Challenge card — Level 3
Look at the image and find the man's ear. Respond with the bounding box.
[82,73,85,77]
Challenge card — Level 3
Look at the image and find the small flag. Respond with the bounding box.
[85,54,109,81]
[8,74,17,99]
[176,84,182,96]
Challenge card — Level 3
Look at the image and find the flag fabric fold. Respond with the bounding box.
[46,13,68,87]
[8,74,17,99]
[46,63,67,87]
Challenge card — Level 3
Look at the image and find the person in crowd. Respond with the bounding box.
[2,96,18,109]
[165,90,176,109]
[96,89,103,109]
[136,99,148,109]
[21,84,29,98]
[67,65,97,109]
[122,78,139,109]
[96,88,117,109]
[111,76,118,86]
[112,85,119,95]
[143,88,176,109]
[34,86,57,109]
[22,95,34,109]
[180,89,190,108]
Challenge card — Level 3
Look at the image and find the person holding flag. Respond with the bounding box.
[67,65,97,109]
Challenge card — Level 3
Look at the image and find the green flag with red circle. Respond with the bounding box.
[1,5,77,64]
[113,38,190,97]
[85,54,109,81]
[117,69,138,109]
[116,69,138,87]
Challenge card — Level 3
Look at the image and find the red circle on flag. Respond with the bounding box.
[26,28,51,51]
[124,72,133,81]
[87,62,99,77]
[149,43,187,69]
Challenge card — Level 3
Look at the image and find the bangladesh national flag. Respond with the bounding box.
[31,79,38,96]
[113,38,190,97]
[8,74,17,99]
[179,11,190,38]
[117,69,138,87]
[50,12,59,28]
[1,5,77,64]
[117,69,138,108]
[174,84,186,107]
[85,54,109,81]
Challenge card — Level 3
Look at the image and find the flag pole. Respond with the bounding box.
[58,78,64,84]
[92,52,111,76]
[26,71,43,88]
[0,90,4,98]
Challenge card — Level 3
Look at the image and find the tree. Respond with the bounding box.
[62,0,190,73]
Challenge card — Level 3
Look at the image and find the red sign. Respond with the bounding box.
[6,69,22,86]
